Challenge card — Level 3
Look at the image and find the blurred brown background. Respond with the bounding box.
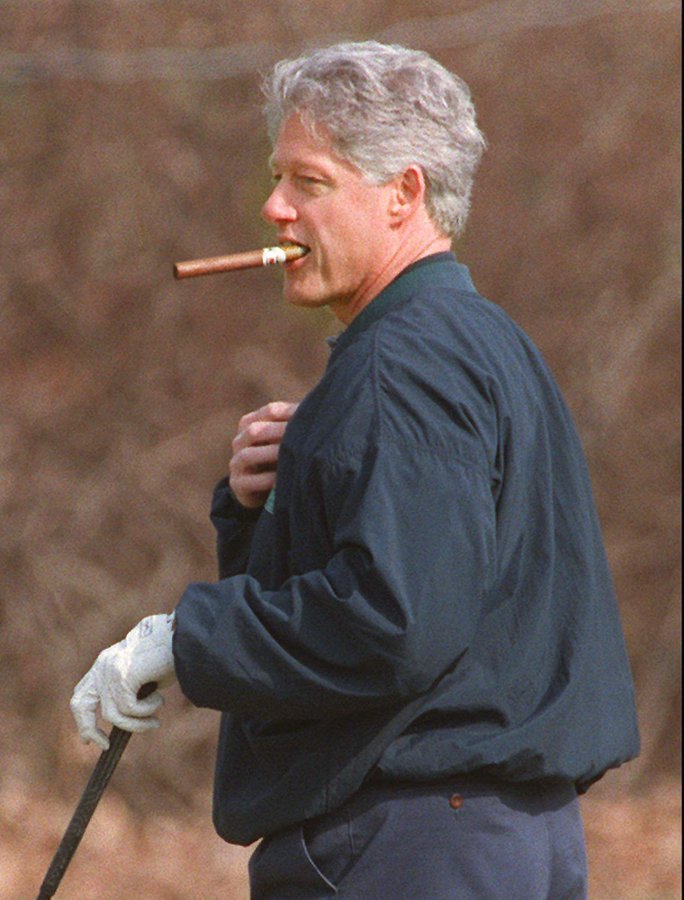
[1,1,680,897]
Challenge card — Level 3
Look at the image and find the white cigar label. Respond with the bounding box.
[262,246,288,266]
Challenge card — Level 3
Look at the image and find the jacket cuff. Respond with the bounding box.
[210,476,262,525]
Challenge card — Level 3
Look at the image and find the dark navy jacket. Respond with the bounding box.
[174,253,639,846]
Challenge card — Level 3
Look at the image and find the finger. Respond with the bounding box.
[72,706,107,748]
[230,471,277,508]
[71,699,96,734]
[99,695,162,733]
[101,685,164,720]
[81,726,111,751]
[232,472,277,496]
[108,713,161,734]
[230,443,280,477]
[232,420,289,453]
[71,696,111,750]
[241,401,299,425]
[237,401,298,432]
[123,692,165,718]
[70,675,100,733]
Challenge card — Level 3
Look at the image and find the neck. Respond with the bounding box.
[332,232,452,326]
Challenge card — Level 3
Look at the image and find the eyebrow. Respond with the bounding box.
[268,150,336,177]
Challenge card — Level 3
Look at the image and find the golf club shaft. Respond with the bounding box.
[37,682,158,899]
[36,727,132,899]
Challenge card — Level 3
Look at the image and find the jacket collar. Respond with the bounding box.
[329,252,474,356]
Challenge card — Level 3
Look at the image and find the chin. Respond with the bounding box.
[284,285,330,309]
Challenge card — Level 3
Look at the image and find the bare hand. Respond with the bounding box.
[229,401,298,508]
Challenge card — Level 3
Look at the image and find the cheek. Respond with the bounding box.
[330,199,384,249]
[309,188,390,272]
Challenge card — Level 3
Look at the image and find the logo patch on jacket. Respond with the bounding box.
[265,488,276,514]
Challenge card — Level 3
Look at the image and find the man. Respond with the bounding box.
[71,42,639,898]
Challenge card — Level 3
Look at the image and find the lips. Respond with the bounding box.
[279,235,308,248]
[279,239,311,267]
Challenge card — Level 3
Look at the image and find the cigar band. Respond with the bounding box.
[262,246,288,266]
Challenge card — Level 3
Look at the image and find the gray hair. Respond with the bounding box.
[262,41,486,239]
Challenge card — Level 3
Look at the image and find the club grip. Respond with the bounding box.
[137,681,158,700]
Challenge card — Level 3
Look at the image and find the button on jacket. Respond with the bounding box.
[174,253,639,846]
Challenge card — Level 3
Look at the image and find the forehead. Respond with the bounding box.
[269,113,358,176]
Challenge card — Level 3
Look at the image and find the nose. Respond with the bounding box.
[261,182,297,226]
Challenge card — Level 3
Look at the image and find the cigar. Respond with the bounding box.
[173,244,309,279]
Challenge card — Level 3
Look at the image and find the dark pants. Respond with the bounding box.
[248,779,588,899]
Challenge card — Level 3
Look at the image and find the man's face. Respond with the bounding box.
[262,114,399,324]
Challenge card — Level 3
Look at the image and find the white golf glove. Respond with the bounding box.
[70,613,176,751]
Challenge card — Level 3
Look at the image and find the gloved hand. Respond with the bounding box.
[70,613,177,751]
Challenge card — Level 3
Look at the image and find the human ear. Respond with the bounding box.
[388,165,426,223]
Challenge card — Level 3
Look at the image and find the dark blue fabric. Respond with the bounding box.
[248,779,588,899]
[174,253,639,845]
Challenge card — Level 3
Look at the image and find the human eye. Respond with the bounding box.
[296,173,329,194]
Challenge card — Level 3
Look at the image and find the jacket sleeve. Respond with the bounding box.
[174,441,495,721]
[210,477,261,579]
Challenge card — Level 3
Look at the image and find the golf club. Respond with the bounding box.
[36,682,157,899]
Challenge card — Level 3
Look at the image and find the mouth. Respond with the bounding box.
[280,240,310,269]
